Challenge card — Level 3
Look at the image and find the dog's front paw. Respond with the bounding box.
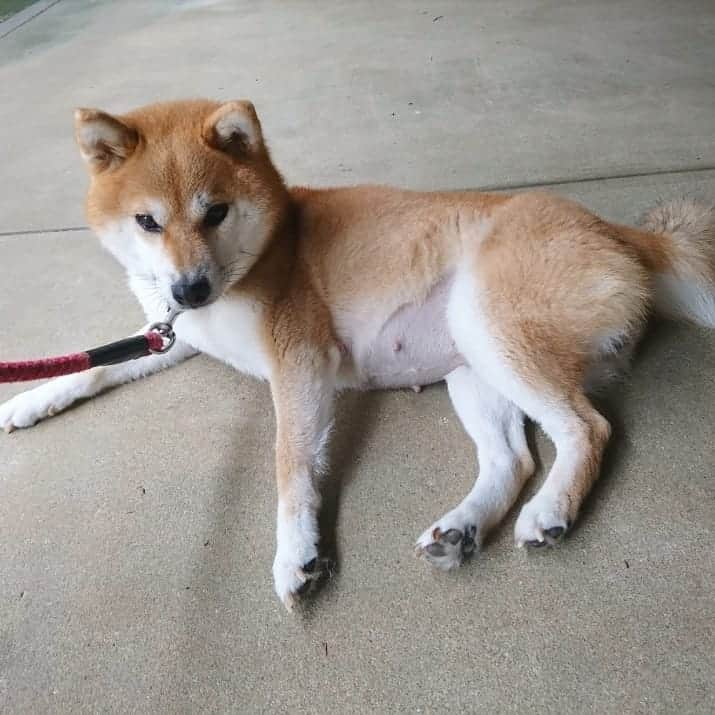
[272,549,333,611]
[514,493,571,548]
[272,510,333,611]
[416,517,478,571]
[0,386,60,433]
[0,372,101,434]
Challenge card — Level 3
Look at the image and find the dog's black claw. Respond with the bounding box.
[462,525,477,552]
[527,539,548,548]
[425,542,446,557]
[443,528,463,545]
[295,557,333,599]
[545,526,565,539]
[296,580,312,596]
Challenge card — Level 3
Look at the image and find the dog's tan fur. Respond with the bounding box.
[2,99,712,609]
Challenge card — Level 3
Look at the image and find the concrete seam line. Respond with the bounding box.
[0,165,713,239]
[470,164,715,193]
[0,226,88,238]
[0,0,63,41]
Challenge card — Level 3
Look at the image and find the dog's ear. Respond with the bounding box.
[202,100,264,157]
[74,108,139,171]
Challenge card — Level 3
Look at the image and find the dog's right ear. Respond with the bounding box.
[74,108,139,171]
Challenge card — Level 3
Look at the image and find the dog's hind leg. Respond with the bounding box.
[416,366,535,569]
[447,271,613,549]
[442,193,657,547]
[512,391,611,547]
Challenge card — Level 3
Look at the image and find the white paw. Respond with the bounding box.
[0,385,64,433]
[514,493,570,548]
[0,372,101,434]
[272,551,332,611]
[272,513,330,611]
[415,511,478,571]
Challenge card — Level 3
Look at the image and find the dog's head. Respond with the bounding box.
[75,99,288,311]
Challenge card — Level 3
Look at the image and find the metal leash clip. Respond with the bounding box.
[147,322,176,354]
[147,307,181,354]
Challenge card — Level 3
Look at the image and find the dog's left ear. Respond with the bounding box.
[202,100,264,157]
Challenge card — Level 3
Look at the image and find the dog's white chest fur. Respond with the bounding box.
[175,296,270,379]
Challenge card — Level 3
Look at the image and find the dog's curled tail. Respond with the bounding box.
[617,198,715,328]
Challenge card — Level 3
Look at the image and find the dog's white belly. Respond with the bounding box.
[340,276,464,390]
[170,283,460,391]
[174,296,270,380]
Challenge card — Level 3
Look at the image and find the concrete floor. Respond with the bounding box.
[0,1,713,712]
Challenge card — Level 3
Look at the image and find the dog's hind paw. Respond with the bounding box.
[514,494,570,548]
[415,521,477,571]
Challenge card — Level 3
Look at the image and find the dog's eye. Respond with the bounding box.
[135,214,162,233]
[204,203,229,227]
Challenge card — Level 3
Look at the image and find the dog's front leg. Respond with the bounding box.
[270,350,337,611]
[0,332,197,433]
[0,274,199,433]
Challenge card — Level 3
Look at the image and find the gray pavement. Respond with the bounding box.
[0,1,713,712]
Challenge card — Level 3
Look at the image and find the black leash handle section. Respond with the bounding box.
[0,323,175,384]
[86,335,154,367]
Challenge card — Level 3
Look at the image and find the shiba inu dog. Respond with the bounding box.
[1,99,713,610]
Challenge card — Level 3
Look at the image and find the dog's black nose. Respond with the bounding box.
[171,277,211,308]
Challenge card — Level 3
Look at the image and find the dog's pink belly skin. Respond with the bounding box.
[341,277,464,389]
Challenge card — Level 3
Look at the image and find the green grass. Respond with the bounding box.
[0,0,38,23]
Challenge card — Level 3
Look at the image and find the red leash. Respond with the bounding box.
[0,323,175,383]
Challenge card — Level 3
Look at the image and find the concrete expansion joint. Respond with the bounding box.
[1,164,713,240]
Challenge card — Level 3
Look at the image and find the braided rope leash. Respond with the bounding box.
[0,323,175,383]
